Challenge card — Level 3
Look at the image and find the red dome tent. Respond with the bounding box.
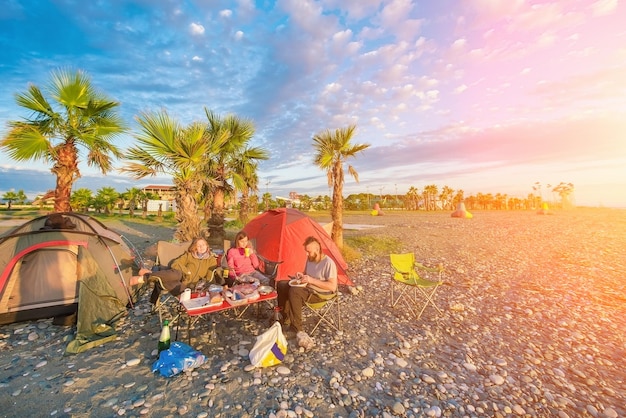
[243,208,353,287]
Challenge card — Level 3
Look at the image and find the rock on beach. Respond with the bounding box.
[0,209,624,417]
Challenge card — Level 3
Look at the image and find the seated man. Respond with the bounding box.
[226,231,270,286]
[276,236,337,350]
[132,238,218,304]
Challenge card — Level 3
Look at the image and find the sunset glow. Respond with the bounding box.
[1,1,625,206]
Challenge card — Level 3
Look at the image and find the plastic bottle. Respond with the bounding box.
[158,320,171,352]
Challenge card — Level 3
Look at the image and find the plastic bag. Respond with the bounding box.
[152,341,206,377]
[249,322,288,367]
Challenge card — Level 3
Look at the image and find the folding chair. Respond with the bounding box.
[304,289,341,334]
[152,241,190,324]
[390,253,444,319]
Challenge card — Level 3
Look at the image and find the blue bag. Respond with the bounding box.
[152,341,206,377]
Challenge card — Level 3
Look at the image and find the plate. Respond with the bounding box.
[289,279,307,288]
[258,285,274,295]
[182,296,223,312]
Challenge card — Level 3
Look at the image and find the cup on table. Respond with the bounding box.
[180,288,192,302]
[244,248,251,257]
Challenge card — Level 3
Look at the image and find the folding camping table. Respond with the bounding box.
[178,291,277,343]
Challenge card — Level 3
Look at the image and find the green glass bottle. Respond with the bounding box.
[158,320,171,352]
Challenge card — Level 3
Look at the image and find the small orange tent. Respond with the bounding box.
[243,208,352,286]
[451,202,473,218]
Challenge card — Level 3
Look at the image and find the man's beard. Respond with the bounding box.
[308,253,320,262]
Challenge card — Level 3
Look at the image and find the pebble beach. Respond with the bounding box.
[0,208,624,418]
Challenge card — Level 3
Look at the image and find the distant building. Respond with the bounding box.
[143,185,176,201]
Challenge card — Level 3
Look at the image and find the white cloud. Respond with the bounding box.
[592,0,618,16]
[454,84,467,94]
[452,38,466,49]
[220,9,233,18]
[234,31,244,40]
[192,56,203,62]
[190,22,205,35]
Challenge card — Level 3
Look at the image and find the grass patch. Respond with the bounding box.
[345,235,402,258]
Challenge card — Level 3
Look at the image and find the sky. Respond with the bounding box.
[1,0,625,208]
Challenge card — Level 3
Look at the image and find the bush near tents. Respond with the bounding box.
[0,213,141,353]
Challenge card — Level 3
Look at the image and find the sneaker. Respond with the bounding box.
[296,331,315,351]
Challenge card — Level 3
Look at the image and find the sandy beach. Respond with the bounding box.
[0,209,624,418]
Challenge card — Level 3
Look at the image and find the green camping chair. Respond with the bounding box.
[390,253,444,319]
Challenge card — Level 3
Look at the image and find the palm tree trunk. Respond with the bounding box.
[175,184,202,242]
[331,163,344,249]
[51,143,79,212]
[208,188,225,248]
[239,190,250,224]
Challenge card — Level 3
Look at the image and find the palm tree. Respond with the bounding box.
[232,146,269,225]
[423,184,438,211]
[406,186,419,210]
[123,110,226,241]
[70,188,93,212]
[122,187,143,217]
[202,110,261,246]
[95,186,120,215]
[0,68,126,212]
[312,124,370,249]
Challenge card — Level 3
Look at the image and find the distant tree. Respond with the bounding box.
[122,187,143,217]
[312,124,370,249]
[232,145,268,224]
[2,190,27,210]
[0,68,126,212]
[552,182,575,209]
[95,187,119,215]
[439,185,454,210]
[452,189,464,206]
[70,188,93,212]
[423,184,438,211]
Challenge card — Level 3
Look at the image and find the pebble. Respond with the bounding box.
[126,358,141,366]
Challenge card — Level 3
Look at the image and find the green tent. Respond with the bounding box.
[0,213,141,353]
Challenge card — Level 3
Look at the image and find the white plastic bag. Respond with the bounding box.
[249,322,288,367]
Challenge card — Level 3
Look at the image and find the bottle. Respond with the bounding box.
[270,306,283,326]
[158,320,171,353]
[210,321,217,343]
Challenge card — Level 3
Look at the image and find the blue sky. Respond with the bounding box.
[1,0,625,207]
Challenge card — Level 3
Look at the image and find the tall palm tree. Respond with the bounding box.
[202,110,263,245]
[312,124,370,249]
[423,184,438,211]
[233,146,269,224]
[0,68,126,212]
[122,110,225,241]
[406,186,419,210]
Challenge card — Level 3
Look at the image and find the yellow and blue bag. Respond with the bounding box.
[249,321,288,367]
